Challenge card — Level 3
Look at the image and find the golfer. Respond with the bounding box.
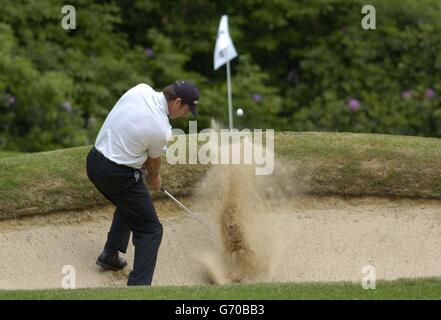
[86,80,199,286]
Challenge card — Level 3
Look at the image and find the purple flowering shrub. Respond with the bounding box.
[287,1,441,137]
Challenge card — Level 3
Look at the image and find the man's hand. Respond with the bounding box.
[147,174,161,192]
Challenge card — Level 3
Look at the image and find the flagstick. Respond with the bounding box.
[226,59,234,130]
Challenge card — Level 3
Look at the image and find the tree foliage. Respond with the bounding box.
[1,0,441,151]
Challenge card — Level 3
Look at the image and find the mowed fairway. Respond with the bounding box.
[2,279,441,300]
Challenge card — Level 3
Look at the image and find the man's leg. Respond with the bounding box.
[128,224,163,285]
[109,182,163,286]
[127,194,163,286]
[87,147,132,270]
[104,208,131,254]
[87,148,161,284]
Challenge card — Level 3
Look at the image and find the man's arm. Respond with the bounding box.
[143,156,162,191]
[143,156,161,176]
[144,132,170,191]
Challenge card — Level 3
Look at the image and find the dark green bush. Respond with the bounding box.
[1,0,441,151]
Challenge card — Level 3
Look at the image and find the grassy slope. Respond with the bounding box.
[276,132,441,197]
[0,151,22,159]
[1,278,441,300]
[1,132,441,219]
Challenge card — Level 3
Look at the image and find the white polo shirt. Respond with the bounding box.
[94,83,172,169]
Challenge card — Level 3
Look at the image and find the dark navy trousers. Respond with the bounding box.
[86,147,163,286]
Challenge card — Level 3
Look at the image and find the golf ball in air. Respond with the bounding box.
[236,108,244,117]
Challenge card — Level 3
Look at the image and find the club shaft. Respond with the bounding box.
[161,188,221,240]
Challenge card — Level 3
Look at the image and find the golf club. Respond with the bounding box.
[161,187,221,240]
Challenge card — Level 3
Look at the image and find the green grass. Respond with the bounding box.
[2,132,441,219]
[275,132,441,197]
[1,278,441,300]
[0,151,22,159]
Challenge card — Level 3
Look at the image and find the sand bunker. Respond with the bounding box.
[1,193,441,290]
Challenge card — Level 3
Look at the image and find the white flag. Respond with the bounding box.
[214,15,238,70]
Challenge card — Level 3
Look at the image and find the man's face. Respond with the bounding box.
[169,98,191,119]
